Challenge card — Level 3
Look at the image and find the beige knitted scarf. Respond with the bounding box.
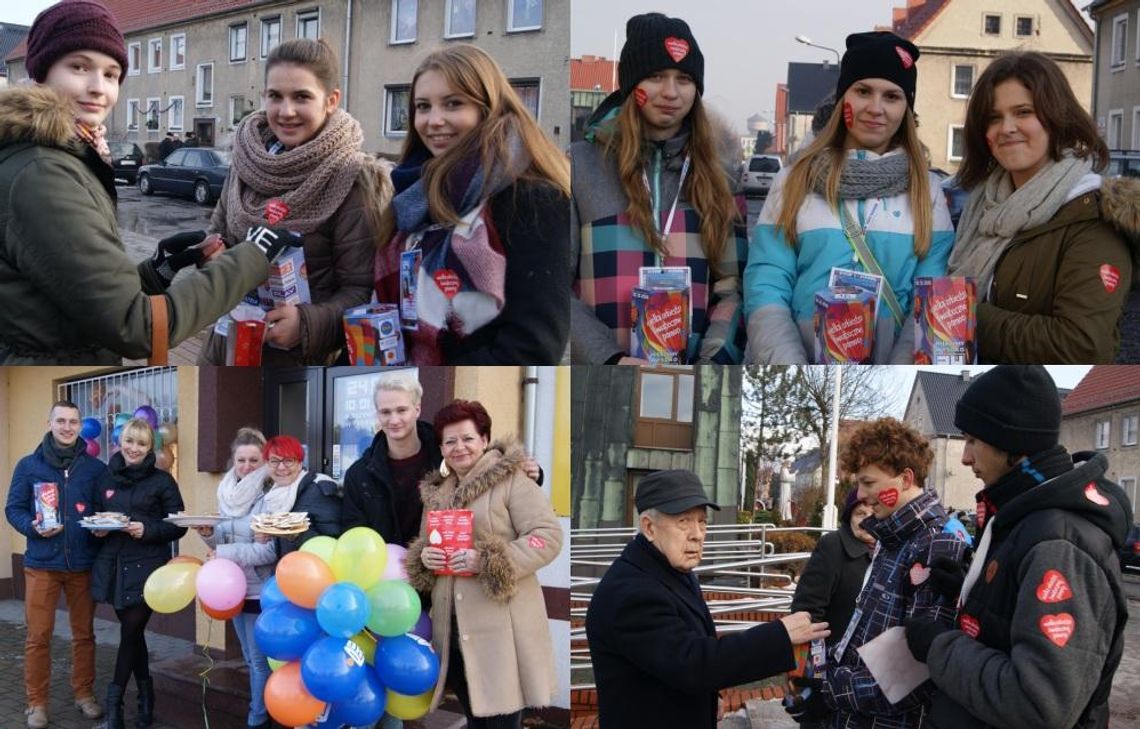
[224,108,365,241]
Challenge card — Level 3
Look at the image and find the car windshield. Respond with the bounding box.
[108,142,137,157]
[211,150,231,166]
[749,157,780,172]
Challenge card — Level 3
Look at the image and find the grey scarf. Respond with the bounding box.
[948,152,1094,299]
[811,149,911,199]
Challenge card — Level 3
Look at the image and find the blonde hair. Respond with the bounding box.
[120,418,154,451]
[230,427,266,454]
[596,95,738,263]
[374,373,423,407]
[378,44,570,246]
[774,102,932,257]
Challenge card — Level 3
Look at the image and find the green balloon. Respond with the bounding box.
[114,413,131,427]
[365,580,421,637]
[300,535,337,567]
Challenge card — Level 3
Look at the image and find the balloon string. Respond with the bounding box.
[199,619,215,729]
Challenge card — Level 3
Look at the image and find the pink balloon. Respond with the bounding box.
[195,558,247,612]
[382,544,408,581]
[85,439,101,458]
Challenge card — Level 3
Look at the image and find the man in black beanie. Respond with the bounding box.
[904,366,1131,729]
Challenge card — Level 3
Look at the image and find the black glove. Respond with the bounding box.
[904,615,952,662]
[928,555,968,603]
[784,677,829,723]
[151,230,208,286]
[244,225,302,262]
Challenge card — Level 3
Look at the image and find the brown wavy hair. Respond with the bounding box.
[956,52,1108,191]
[774,98,932,258]
[840,417,933,485]
[594,94,739,264]
[377,44,570,247]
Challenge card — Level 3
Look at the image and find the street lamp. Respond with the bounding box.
[795,34,841,65]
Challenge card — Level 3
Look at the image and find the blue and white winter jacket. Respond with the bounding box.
[743,149,955,364]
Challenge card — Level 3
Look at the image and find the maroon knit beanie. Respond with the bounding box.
[26,0,129,85]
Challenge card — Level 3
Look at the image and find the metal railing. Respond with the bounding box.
[570,522,827,689]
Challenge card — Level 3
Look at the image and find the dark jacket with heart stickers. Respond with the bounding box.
[924,451,1130,729]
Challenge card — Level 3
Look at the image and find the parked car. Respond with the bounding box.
[741,154,783,197]
[108,140,144,184]
[1106,150,1140,179]
[138,147,230,205]
[1122,523,1140,575]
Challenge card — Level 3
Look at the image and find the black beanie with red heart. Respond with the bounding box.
[618,13,705,99]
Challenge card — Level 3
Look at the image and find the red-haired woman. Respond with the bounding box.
[256,435,342,554]
[406,401,562,728]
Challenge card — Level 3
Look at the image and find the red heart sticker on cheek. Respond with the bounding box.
[877,488,899,508]
[634,88,648,107]
[663,37,690,62]
[843,102,854,129]
[433,270,461,299]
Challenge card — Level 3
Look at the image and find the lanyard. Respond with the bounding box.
[849,198,881,238]
[642,153,691,253]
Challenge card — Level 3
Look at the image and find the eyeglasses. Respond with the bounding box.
[267,458,298,469]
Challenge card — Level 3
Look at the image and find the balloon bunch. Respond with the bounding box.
[255,528,438,727]
[80,406,178,470]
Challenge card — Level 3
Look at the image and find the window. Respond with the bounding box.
[262,16,282,58]
[384,85,411,135]
[1015,16,1033,37]
[147,37,162,73]
[196,63,214,106]
[168,96,184,131]
[1096,419,1111,449]
[391,0,417,44]
[230,23,247,62]
[1137,9,1140,61]
[230,95,247,127]
[126,98,140,130]
[297,9,320,40]
[1124,414,1138,446]
[507,0,543,31]
[445,0,475,37]
[1112,14,1128,67]
[983,13,1001,36]
[948,125,965,162]
[510,78,541,119]
[145,97,160,130]
[128,42,141,76]
[1109,109,1124,149]
[1121,478,1138,516]
[952,64,974,98]
[1133,107,1140,151]
[170,34,185,70]
[633,368,694,449]
[59,368,179,467]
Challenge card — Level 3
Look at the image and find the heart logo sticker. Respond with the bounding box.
[895,46,914,69]
[75,502,87,514]
[1039,613,1075,647]
[433,270,462,300]
[528,535,546,550]
[1036,569,1072,604]
[105,490,115,500]
[634,87,648,107]
[985,560,999,583]
[877,488,899,508]
[664,37,690,62]
[264,199,290,225]
[1084,482,1110,506]
[910,562,930,586]
[1099,264,1120,293]
[959,614,980,638]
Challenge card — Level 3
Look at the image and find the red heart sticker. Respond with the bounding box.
[895,46,914,69]
[1036,569,1073,603]
[663,37,690,63]
[528,535,546,550]
[985,560,999,583]
[959,613,980,638]
[264,199,290,225]
[1099,264,1120,293]
[634,87,648,107]
[910,562,930,586]
[433,270,461,299]
[1084,482,1110,506]
[1039,613,1075,647]
[878,488,899,508]
[75,502,86,514]
[105,490,115,499]
[843,101,854,129]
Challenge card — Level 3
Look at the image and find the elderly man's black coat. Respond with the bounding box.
[586,533,796,729]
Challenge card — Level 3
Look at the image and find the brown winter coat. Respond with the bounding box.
[0,85,268,364]
[405,440,563,717]
[979,177,1140,363]
[199,170,377,365]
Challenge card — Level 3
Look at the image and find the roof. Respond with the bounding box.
[912,371,975,435]
[1061,366,1140,415]
[570,56,616,93]
[8,0,264,63]
[892,0,1092,45]
[0,23,29,74]
[786,62,839,114]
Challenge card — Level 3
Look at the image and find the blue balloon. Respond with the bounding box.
[253,603,322,661]
[80,417,102,440]
[111,424,124,446]
[329,668,387,727]
[317,582,370,638]
[301,636,368,703]
[260,576,288,611]
[375,634,440,696]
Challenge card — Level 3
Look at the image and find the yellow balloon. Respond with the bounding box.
[332,527,388,590]
[267,658,286,671]
[143,562,199,614]
[385,688,433,720]
[299,535,337,567]
[349,630,377,665]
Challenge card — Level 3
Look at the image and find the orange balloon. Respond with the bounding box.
[264,662,325,726]
[200,598,242,620]
[169,555,203,566]
[275,550,335,609]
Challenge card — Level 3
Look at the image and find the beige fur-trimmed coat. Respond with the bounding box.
[405,439,563,717]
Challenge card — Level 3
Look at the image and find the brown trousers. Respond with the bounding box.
[23,567,97,706]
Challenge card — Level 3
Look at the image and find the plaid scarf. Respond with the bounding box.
[75,119,110,165]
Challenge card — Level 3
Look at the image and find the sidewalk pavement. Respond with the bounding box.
[120,230,208,366]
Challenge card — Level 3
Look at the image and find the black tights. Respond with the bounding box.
[112,603,153,688]
[447,619,522,729]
